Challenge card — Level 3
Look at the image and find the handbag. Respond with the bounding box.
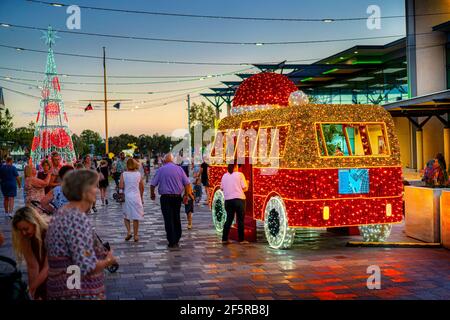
[0,255,31,301]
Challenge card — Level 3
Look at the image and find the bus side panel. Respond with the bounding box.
[207,165,228,206]
[252,167,403,200]
[282,196,403,228]
[253,195,265,221]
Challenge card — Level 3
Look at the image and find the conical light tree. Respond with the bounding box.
[30,26,76,164]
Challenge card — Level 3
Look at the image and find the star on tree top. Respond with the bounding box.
[41,26,59,47]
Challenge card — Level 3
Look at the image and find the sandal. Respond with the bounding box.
[125,234,132,241]
[134,236,139,242]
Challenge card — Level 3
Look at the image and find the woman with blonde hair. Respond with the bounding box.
[24,164,51,207]
[120,158,144,242]
[12,206,49,299]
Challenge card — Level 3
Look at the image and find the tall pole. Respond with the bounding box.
[187,94,191,159]
[103,46,109,155]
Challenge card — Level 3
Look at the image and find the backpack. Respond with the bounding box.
[0,255,31,301]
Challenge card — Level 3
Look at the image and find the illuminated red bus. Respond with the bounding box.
[208,103,403,249]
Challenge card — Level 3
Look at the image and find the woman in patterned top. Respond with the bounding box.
[41,165,74,213]
[45,169,118,300]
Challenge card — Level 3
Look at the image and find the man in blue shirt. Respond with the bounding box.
[151,153,193,248]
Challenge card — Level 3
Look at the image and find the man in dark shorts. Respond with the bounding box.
[184,194,194,229]
[200,158,209,203]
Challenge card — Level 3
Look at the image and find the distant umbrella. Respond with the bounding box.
[113,102,121,110]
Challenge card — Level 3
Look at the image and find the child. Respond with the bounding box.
[193,175,203,204]
[183,193,194,230]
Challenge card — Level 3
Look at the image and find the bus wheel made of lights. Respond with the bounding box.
[212,189,227,234]
[358,224,392,242]
[264,196,296,249]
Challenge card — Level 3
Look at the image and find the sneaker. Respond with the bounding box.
[92,206,98,213]
[221,240,232,245]
[239,240,250,245]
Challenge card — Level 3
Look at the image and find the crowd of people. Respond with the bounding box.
[0,149,232,300]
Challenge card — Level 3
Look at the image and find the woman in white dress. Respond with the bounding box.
[119,158,144,242]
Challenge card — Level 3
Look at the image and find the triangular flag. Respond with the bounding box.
[0,87,5,107]
[113,102,121,110]
[84,103,93,112]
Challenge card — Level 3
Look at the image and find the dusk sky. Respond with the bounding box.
[0,0,405,137]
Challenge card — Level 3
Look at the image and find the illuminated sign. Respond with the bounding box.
[338,169,369,194]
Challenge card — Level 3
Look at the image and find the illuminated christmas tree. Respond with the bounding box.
[30,26,76,164]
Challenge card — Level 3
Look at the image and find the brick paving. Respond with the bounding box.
[1,179,450,300]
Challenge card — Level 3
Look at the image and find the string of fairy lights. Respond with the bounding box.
[26,0,450,23]
[1,1,444,116]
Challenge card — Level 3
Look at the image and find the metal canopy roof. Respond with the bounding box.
[201,37,408,107]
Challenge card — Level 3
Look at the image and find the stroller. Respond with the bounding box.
[0,255,30,301]
[30,200,119,274]
[112,186,125,203]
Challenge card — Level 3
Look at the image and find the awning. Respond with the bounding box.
[383,89,450,118]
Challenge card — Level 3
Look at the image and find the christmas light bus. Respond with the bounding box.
[207,102,403,249]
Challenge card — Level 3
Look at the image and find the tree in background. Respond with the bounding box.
[80,129,103,155]
[12,122,35,148]
[189,102,215,150]
[0,107,14,141]
[108,134,138,156]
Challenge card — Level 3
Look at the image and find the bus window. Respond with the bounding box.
[345,125,365,156]
[317,122,389,157]
[225,129,238,161]
[210,130,238,163]
[316,123,327,156]
[367,124,389,155]
[321,124,351,156]
[236,121,260,160]
[254,127,273,162]
[210,131,226,162]
[270,125,289,158]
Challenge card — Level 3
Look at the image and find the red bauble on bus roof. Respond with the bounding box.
[232,72,298,114]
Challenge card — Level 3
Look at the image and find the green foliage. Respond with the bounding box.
[71,133,88,157]
[0,108,14,142]
[2,108,178,158]
[12,122,35,148]
[189,102,216,147]
[80,129,103,154]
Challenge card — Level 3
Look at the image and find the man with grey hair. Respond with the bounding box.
[151,153,194,248]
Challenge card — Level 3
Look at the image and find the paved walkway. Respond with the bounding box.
[1,180,449,300]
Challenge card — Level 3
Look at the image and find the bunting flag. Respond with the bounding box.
[84,103,93,112]
[113,102,121,110]
[0,87,4,107]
